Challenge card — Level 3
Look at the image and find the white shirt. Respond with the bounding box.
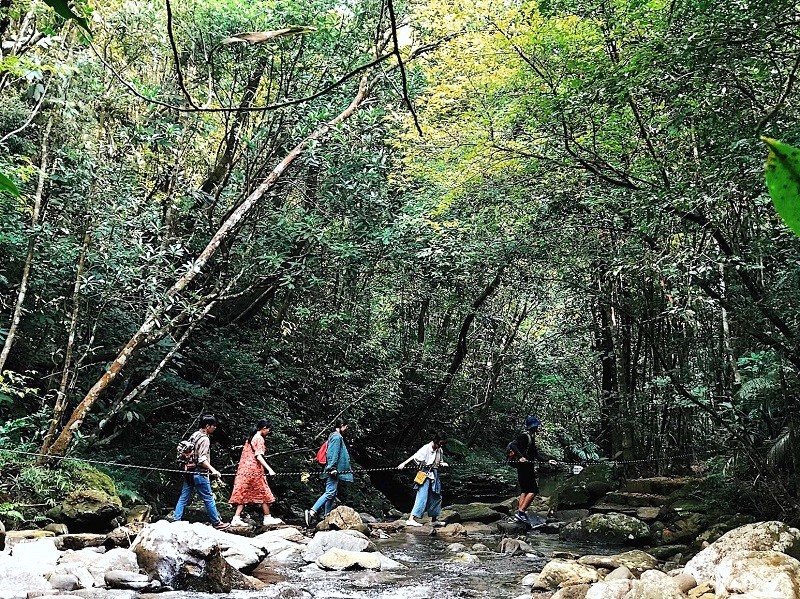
[412,442,443,479]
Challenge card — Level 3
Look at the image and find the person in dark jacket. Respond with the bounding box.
[508,415,556,525]
[305,419,352,527]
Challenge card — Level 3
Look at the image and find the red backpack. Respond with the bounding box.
[315,441,328,465]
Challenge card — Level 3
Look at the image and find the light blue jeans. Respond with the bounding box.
[174,473,222,524]
[312,475,339,515]
[411,478,442,519]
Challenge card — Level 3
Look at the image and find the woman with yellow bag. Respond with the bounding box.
[397,434,448,527]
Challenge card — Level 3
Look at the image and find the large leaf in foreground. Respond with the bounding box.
[0,172,19,197]
[763,137,800,237]
[42,0,91,34]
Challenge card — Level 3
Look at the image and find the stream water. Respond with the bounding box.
[143,524,611,599]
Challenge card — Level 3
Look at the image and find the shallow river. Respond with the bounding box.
[145,524,611,599]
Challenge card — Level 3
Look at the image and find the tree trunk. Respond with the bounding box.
[0,117,53,373]
[44,76,372,458]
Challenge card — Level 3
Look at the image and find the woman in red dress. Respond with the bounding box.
[229,419,281,527]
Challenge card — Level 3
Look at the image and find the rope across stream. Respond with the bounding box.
[0,447,724,479]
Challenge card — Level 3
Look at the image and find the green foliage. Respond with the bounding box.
[0,173,19,198]
[763,137,800,238]
[41,0,91,34]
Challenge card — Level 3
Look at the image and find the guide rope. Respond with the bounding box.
[0,447,726,479]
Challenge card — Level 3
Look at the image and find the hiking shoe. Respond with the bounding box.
[304,509,316,528]
[405,519,423,527]
[262,515,283,527]
[230,516,247,527]
[430,519,445,528]
[213,521,231,530]
[513,511,530,524]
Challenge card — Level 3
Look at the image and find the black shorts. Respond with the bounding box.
[517,464,539,494]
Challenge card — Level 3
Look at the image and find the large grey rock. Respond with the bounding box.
[131,520,247,592]
[302,530,375,562]
[46,490,123,533]
[104,570,150,590]
[534,559,601,590]
[585,579,635,599]
[43,523,69,536]
[713,550,800,599]
[249,528,306,561]
[498,538,535,555]
[317,506,365,532]
[10,537,62,575]
[315,548,381,570]
[550,463,618,510]
[0,553,54,595]
[47,573,81,591]
[441,502,503,523]
[560,513,652,546]
[684,521,800,583]
[61,547,137,587]
[53,533,106,551]
[577,550,657,575]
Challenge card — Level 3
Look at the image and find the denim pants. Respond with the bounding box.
[411,478,442,519]
[174,473,221,524]
[312,475,339,515]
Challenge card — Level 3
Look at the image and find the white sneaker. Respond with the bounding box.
[405,519,422,527]
[230,516,247,527]
[262,515,283,527]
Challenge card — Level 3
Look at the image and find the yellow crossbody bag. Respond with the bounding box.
[413,470,428,485]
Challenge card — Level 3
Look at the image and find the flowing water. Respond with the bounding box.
[145,524,611,599]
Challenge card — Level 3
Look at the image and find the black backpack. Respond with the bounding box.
[505,432,532,464]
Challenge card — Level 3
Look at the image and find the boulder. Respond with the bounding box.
[447,542,467,553]
[4,529,55,551]
[683,521,800,583]
[550,463,618,510]
[585,579,635,599]
[521,572,539,588]
[671,572,698,593]
[0,553,54,595]
[125,505,151,524]
[302,530,375,562]
[498,538,535,556]
[131,520,248,592]
[317,506,365,533]
[648,544,688,560]
[53,533,107,551]
[534,559,601,590]
[554,509,590,523]
[441,502,503,523]
[10,537,62,576]
[661,512,707,544]
[560,513,652,546]
[471,543,491,553]
[497,520,529,535]
[46,489,123,533]
[441,523,467,537]
[605,566,633,581]
[47,573,81,591]
[627,569,684,599]
[578,550,658,575]
[248,528,306,561]
[43,523,68,536]
[104,525,142,549]
[713,550,800,598]
[315,548,381,570]
[104,570,150,591]
[552,584,591,599]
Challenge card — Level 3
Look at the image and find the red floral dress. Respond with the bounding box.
[229,433,276,505]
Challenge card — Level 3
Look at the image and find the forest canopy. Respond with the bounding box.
[1,0,800,518]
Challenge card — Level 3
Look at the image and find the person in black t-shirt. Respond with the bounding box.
[508,415,556,525]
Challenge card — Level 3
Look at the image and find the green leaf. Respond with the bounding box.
[41,0,91,35]
[762,137,800,237]
[0,172,19,197]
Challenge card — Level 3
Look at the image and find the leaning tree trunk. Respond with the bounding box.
[44,76,372,458]
[0,117,53,374]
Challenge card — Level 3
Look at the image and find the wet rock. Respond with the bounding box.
[648,544,688,560]
[104,525,142,549]
[560,513,652,546]
[442,502,503,523]
[636,507,661,522]
[521,572,539,587]
[451,552,480,565]
[249,528,305,561]
[714,550,800,598]
[554,509,590,523]
[46,490,123,534]
[131,520,246,592]
[683,520,800,583]
[447,542,467,552]
[55,547,138,587]
[498,537,535,555]
[104,570,150,590]
[53,533,106,551]
[302,529,375,562]
[43,523,68,536]
[534,559,601,590]
[47,573,81,591]
[497,520,529,535]
[250,559,289,584]
[552,583,591,599]
[438,509,462,524]
[315,548,381,570]
[661,512,707,544]
[471,543,491,553]
[577,550,658,575]
[359,512,378,524]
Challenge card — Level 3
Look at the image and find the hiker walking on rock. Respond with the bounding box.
[230,418,282,527]
[398,434,448,527]
[305,419,352,527]
[173,415,230,529]
[507,415,556,526]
